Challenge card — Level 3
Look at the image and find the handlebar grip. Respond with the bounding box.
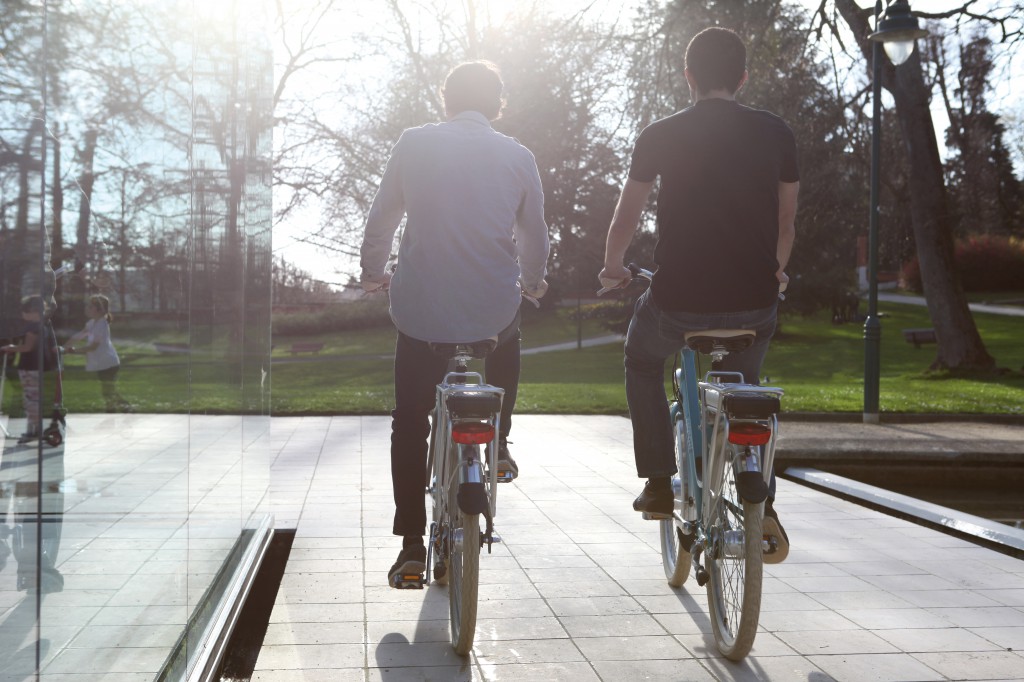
[626,263,654,281]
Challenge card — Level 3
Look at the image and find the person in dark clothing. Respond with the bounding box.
[1,295,60,444]
[599,27,798,563]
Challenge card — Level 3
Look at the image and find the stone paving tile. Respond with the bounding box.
[253,415,1024,681]
[806,652,945,682]
[478,661,600,682]
[592,658,717,681]
[710,657,838,682]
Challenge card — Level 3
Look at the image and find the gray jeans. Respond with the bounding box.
[624,288,777,481]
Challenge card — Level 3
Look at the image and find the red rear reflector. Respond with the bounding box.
[452,422,494,445]
[728,423,771,446]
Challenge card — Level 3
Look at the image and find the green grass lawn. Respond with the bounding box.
[3,302,1020,416]
[264,301,1024,416]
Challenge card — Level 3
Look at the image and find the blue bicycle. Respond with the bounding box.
[612,265,784,660]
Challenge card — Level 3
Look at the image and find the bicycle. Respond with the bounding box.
[395,339,508,655]
[602,264,784,661]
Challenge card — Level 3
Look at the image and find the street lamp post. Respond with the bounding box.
[863,0,927,424]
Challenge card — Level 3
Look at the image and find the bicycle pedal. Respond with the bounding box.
[390,572,425,589]
[496,471,515,483]
[641,512,672,521]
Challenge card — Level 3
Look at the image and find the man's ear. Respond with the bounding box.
[684,68,698,98]
[735,69,749,94]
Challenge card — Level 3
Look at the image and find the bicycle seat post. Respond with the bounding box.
[452,347,473,380]
[709,345,729,373]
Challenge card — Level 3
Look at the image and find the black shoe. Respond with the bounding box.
[388,542,426,589]
[762,499,790,564]
[633,478,673,517]
[497,443,518,481]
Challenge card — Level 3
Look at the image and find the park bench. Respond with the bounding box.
[153,342,190,355]
[902,328,937,348]
[287,342,325,356]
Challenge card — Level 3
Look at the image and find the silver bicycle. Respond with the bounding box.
[422,340,507,655]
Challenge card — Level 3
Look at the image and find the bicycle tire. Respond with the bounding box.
[429,410,449,586]
[449,508,480,655]
[660,518,692,587]
[706,456,763,661]
[661,418,692,586]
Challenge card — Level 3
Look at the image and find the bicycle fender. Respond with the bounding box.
[457,482,488,515]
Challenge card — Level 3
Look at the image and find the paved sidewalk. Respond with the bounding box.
[777,418,1024,463]
[878,292,1024,317]
[257,415,1024,681]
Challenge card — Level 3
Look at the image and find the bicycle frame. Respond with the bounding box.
[671,348,782,530]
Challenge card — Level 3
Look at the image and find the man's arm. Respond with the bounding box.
[599,178,654,286]
[359,139,406,289]
[776,180,799,284]
[515,158,550,298]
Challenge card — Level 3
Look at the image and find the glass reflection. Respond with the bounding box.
[1,0,272,678]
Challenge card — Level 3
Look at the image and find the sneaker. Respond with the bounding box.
[388,542,426,589]
[633,478,673,517]
[762,499,790,564]
[497,443,518,481]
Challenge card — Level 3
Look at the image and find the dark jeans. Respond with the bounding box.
[390,313,521,538]
[624,289,778,499]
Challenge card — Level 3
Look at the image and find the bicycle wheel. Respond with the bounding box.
[449,506,480,655]
[661,418,692,587]
[705,456,763,661]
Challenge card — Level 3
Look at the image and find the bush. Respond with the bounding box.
[900,234,1024,293]
[559,298,635,335]
[272,298,392,336]
[785,269,859,318]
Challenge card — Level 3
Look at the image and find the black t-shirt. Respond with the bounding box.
[16,320,58,372]
[628,99,799,313]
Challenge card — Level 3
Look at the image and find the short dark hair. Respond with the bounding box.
[685,27,746,95]
[442,61,505,120]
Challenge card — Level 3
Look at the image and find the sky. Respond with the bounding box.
[270,0,1023,288]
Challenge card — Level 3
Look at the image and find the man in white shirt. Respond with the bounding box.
[360,61,550,587]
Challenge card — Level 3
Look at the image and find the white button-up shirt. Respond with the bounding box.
[360,111,549,343]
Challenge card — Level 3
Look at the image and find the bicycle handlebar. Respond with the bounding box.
[599,263,787,301]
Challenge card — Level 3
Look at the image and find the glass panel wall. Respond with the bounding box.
[0,1,273,679]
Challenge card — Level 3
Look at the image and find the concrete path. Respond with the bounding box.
[258,415,1024,681]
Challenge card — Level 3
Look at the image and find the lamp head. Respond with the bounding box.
[868,0,928,66]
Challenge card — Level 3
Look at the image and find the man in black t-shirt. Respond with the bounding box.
[599,27,798,562]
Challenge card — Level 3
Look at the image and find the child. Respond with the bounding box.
[65,294,129,412]
[1,296,60,443]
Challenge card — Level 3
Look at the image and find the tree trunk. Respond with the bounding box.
[890,53,993,369]
[834,0,994,370]
[69,128,98,324]
[51,121,65,321]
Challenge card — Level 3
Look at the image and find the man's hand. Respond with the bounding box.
[598,264,631,292]
[776,270,789,293]
[361,271,392,294]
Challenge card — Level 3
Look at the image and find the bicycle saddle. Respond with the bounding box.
[429,338,498,359]
[684,329,755,355]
